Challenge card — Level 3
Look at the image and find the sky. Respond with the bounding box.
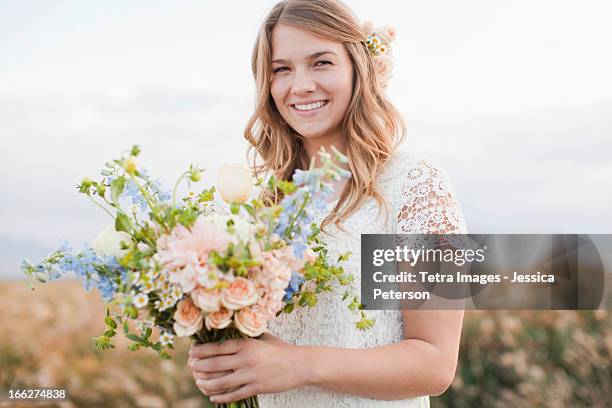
[1,0,611,279]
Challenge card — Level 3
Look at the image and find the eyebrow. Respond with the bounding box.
[272,50,338,65]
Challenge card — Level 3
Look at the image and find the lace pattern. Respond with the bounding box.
[259,150,467,407]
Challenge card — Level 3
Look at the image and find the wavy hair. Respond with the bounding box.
[244,0,406,232]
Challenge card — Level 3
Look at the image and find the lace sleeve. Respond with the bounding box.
[395,159,467,235]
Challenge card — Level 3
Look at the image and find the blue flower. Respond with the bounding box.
[284,271,304,301]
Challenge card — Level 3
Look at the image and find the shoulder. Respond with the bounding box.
[378,149,451,187]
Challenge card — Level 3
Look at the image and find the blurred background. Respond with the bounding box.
[0,0,610,407]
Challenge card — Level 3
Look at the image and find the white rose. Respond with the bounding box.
[205,214,253,242]
[91,225,132,259]
[218,164,253,204]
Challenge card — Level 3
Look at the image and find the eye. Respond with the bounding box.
[273,66,289,73]
[315,60,332,67]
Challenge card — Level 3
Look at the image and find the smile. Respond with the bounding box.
[291,100,328,111]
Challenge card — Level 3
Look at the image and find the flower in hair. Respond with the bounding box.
[362,21,397,89]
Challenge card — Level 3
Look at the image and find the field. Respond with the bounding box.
[0,280,610,407]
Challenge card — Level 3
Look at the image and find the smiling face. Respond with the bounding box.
[270,24,354,144]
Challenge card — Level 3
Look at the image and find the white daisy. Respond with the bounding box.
[133,293,149,308]
[159,331,175,347]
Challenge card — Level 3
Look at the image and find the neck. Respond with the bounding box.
[302,128,348,167]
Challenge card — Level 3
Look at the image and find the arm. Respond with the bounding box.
[309,158,467,399]
[302,309,464,399]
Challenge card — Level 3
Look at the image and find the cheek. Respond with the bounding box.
[270,80,287,109]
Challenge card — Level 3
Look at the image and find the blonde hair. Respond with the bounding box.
[244,0,406,232]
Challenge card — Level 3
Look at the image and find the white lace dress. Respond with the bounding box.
[259,150,468,408]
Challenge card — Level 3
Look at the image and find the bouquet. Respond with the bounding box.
[22,145,374,408]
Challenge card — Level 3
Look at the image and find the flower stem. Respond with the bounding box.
[285,191,310,239]
[129,174,170,233]
[172,170,190,208]
[86,193,115,219]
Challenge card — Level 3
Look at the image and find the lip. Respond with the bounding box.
[289,100,329,118]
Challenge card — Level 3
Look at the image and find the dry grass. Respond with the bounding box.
[1,280,610,407]
[0,279,212,408]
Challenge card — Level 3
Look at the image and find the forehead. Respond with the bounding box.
[271,24,346,60]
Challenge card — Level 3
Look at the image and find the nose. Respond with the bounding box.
[290,70,316,95]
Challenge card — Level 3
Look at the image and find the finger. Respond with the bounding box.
[196,382,231,397]
[196,370,249,394]
[192,354,241,373]
[193,370,233,381]
[208,384,259,404]
[190,339,243,359]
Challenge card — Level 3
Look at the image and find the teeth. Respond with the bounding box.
[294,100,327,111]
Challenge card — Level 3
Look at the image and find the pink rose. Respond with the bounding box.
[234,307,267,337]
[191,287,221,313]
[255,250,291,290]
[286,246,318,272]
[169,263,199,293]
[303,248,317,264]
[373,55,394,87]
[220,277,259,310]
[173,298,203,337]
[194,265,224,289]
[377,25,397,43]
[205,308,234,330]
[362,20,375,36]
[256,290,285,320]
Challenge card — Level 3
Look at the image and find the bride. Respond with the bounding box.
[187,0,466,406]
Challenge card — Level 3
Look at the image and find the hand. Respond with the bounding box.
[187,333,309,404]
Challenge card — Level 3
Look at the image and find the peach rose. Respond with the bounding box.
[191,287,221,313]
[234,307,267,337]
[377,25,397,43]
[205,308,234,330]
[220,277,259,310]
[173,298,203,337]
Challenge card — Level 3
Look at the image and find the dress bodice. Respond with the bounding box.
[259,150,467,407]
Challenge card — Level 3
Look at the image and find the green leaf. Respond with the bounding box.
[230,203,240,215]
[115,212,131,233]
[242,203,256,218]
[276,180,297,194]
[110,176,126,204]
[144,327,152,340]
[127,343,140,351]
[105,316,117,329]
[126,333,141,342]
[198,187,215,202]
[267,176,277,190]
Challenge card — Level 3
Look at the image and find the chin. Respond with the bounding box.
[291,124,330,139]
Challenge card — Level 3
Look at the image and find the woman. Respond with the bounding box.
[187,0,467,406]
